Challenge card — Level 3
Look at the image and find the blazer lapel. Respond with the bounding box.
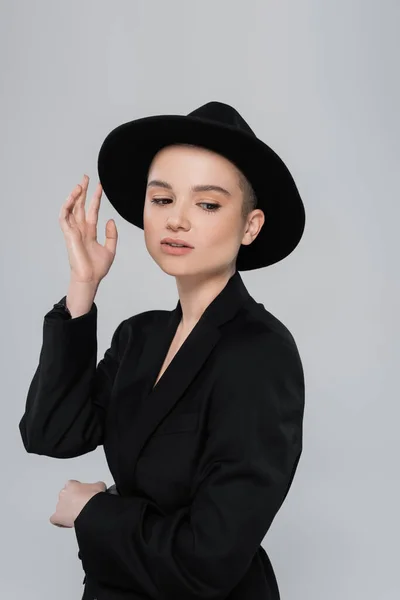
[116,270,252,495]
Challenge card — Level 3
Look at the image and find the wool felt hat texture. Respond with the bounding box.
[97,101,306,271]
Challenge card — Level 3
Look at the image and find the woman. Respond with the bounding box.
[19,101,306,600]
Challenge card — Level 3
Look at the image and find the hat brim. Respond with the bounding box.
[97,114,305,270]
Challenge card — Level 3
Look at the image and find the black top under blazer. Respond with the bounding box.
[19,270,305,600]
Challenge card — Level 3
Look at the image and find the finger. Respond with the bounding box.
[50,517,67,528]
[86,182,102,229]
[59,182,83,219]
[85,182,103,242]
[68,212,77,229]
[72,175,89,224]
[64,181,84,227]
[59,191,80,233]
[104,219,118,255]
[49,514,60,525]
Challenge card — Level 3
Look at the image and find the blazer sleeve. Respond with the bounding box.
[19,296,125,458]
[73,332,305,599]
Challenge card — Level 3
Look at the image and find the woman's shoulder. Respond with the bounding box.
[232,296,300,352]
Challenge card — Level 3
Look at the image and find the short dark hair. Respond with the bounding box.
[237,169,258,220]
[169,143,258,220]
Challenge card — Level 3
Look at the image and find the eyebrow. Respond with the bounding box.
[146,179,232,197]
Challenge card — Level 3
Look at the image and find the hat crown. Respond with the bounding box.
[188,101,256,137]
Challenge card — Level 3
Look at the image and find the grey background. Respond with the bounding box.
[1,1,398,598]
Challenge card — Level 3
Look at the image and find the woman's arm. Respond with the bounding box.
[18,297,126,458]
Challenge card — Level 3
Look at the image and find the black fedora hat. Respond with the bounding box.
[97,101,306,271]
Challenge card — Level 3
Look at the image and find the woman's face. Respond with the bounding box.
[143,144,263,278]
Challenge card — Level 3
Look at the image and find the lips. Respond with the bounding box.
[160,242,194,255]
[163,243,188,247]
[161,238,193,248]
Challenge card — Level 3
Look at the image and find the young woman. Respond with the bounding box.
[19,101,306,600]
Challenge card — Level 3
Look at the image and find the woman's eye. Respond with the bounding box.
[198,202,221,212]
[150,198,220,212]
[151,198,171,205]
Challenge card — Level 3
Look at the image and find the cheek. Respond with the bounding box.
[143,200,157,222]
[143,211,159,242]
[143,225,157,255]
[203,215,239,247]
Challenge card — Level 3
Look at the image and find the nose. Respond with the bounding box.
[166,206,190,229]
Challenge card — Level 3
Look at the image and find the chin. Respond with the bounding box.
[156,262,196,277]
[150,254,203,278]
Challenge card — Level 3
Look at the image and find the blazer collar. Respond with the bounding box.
[115,269,252,494]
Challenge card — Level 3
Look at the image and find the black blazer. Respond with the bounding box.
[19,270,305,600]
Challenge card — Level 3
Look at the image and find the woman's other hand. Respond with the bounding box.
[49,479,106,528]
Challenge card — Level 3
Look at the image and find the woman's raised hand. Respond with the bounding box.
[59,174,118,285]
